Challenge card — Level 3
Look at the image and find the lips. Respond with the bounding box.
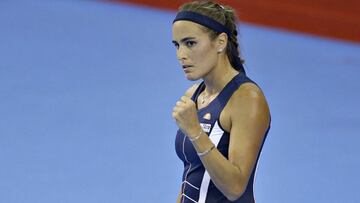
[182,65,193,69]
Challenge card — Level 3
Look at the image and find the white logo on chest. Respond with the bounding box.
[200,123,212,133]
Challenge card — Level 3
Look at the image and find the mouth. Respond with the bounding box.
[182,65,193,69]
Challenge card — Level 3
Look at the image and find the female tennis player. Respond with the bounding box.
[172,1,271,203]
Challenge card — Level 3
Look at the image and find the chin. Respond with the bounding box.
[185,73,202,81]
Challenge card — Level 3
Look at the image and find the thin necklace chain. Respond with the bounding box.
[201,91,217,104]
[201,92,209,104]
[199,71,238,104]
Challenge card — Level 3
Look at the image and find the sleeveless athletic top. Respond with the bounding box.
[175,73,270,203]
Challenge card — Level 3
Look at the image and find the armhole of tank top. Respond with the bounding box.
[217,79,257,135]
[217,117,230,134]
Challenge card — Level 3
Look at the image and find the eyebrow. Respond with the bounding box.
[172,37,196,44]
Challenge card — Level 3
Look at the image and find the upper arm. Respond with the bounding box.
[228,83,270,186]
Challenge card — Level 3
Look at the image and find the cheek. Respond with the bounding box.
[199,48,217,67]
[193,44,216,65]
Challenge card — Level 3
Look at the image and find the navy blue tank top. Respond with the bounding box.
[175,73,270,203]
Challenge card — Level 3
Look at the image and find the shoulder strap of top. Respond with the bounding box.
[191,82,205,108]
[190,73,256,114]
[216,73,256,111]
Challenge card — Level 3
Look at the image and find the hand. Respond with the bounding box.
[172,96,202,137]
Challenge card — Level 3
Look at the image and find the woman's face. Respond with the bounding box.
[172,21,219,81]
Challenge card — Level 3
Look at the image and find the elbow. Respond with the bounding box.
[224,167,247,201]
[225,183,246,201]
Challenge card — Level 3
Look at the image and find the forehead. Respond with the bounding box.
[172,21,208,40]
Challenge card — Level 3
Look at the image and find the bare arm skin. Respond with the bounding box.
[173,83,270,201]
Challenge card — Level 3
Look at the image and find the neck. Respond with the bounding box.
[202,56,238,95]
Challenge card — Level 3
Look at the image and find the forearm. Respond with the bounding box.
[190,130,245,200]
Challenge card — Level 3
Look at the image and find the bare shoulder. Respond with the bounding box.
[235,82,264,98]
[229,82,270,122]
[231,82,267,103]
[184,83,200,98]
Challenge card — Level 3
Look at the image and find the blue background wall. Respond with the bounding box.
[1,1,360,202]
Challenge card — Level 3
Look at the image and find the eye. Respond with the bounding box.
[185,41,196,48]
[172,42,179,49]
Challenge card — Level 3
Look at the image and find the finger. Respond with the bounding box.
[181,96,194,106]
[172,106,180,116]
[172,111,177,119]
[176,101,183,106]
[176,101,187,109]
[173,105,180,113]
[173,106,184,116]
[180,96,188,102]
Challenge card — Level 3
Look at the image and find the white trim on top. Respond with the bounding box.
[198,121,224,203]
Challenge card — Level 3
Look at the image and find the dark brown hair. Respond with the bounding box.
[178,1,245,73]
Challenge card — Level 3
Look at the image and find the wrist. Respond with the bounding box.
[197,144,215,157]
[187,126,203,141]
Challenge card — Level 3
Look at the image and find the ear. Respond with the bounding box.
[216,32,228,53]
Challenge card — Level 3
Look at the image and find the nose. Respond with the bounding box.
[176,45,187,62]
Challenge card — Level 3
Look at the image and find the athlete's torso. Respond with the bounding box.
[175,73,270,203]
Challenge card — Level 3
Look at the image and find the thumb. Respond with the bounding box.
[181,96,193,103]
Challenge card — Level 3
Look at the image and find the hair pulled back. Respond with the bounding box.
[178,1,245,74]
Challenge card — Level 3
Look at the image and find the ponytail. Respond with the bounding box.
[223,5,246,74]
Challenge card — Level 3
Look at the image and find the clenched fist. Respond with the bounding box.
[172,96,202,138]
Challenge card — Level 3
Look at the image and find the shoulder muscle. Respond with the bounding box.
[230,82,269,122]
